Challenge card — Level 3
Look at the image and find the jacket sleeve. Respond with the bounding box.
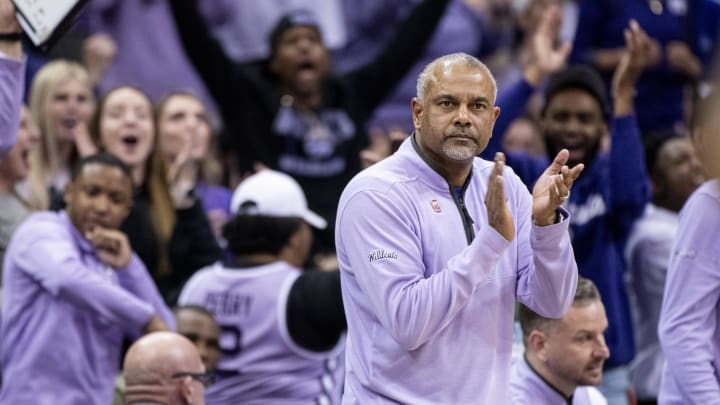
[167,0,247,115]
[11,222,155,335]
[337,189,510,351]
[116,255,176,331]
[513,174,578,317]
[658,192,720,403]
[0,56,24,157]
[169,200,223,298]
[608,114,650,235]
[343,0,452,120]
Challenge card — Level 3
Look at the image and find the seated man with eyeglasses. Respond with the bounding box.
[123,331,214,405]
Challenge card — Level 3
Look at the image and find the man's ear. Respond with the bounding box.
[411,98,423,131]
[527,330,549,362]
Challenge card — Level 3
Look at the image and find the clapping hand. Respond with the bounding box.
[532,149,584,226]
[485,153,515,242]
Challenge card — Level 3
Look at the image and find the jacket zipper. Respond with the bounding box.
[450,176,475,245]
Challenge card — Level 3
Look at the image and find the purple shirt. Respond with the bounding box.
[83,0,217,116]
[0,55,24,157]
[625,204,678,400]
[179,262,345,404]
[658,180,720,404]
[335,137,578,404]
[0,211,174,404]
[510,356,608,404]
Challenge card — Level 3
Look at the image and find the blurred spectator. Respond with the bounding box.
[89,86,222,304]
[199,0,348,62]
[571,0,709,138]
[624,135,703,404]
[80,0,218,122]
[0,153,172,403]
[658,88,720,404]
[168,0,453,255]
[334,0,511,133]
[179,169,346,403]
[24,60,95,210]
[0,0,24,158]
[502,115,546,157]
[0,106,40,278]
[512,277,609,404]
[174,305,221,373]
[123,332,209,405]
[488,21,653,404]
[156,91,231,242]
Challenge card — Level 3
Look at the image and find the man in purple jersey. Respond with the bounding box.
[0,153,172,404]
[0,0,25,158]
[335,52,583,403]
[179,169,346,403]
[511,276,610,404]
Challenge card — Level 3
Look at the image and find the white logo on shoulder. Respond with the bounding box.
[368,249,398,263]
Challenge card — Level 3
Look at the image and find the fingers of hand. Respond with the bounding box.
[555,174,570,201]
[548,149,569,173]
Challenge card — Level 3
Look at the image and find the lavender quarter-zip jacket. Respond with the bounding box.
[335,137,578,404]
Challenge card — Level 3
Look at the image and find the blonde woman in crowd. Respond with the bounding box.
[89,86,221,304]
[24,60,96,210]
[0,105,40,277]
[156,91,231,241]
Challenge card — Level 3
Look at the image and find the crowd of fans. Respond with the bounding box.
[0,0,719,403]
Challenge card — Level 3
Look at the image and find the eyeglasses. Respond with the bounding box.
[171,371,216,387]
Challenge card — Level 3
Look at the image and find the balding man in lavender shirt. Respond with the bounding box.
[336,53,582,404]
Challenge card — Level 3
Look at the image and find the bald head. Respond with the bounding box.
[123,332,206,405]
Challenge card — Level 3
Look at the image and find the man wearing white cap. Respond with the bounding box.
[178,169,346,404]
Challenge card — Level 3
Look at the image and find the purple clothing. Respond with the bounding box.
[83,0,217,116]
[624,204,677,400]
[196,181,231,216]
[0,211,174,404]
[0,56,25,157]
[658,180,720,404]
[335,136,578,404]
[179,262,345,404]
[510,357,608,404]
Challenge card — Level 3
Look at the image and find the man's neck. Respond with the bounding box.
[525,353,576,399]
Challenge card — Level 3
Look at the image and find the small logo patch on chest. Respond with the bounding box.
[430,199,442,213]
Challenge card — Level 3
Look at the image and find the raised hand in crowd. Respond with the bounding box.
[524,4,572,86]
[166,131,197,209]
[612,20,654,115]
[82,33,118,88]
